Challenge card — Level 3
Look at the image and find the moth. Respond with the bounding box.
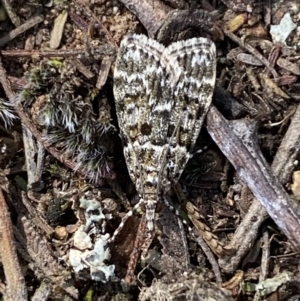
[112,34,216,238]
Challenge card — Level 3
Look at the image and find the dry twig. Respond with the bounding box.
[218,103,300,272]
[206,105,300,250]
[0,187,27,301]
[75,0,118,48]
[223,29,278,78]
[0,46,115,58]
[253,231,270,301]
[0,0,21,27]
[0,15,44,47]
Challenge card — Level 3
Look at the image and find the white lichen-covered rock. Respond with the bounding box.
[73,225,92,250]
[70,226,115,281]
[69,249,86,273]
[270,13,297,44]
[82,235,115,282]
[79,196,106,228]
[69,196,115,282]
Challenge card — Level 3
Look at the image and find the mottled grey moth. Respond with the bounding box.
[112,34,216,239]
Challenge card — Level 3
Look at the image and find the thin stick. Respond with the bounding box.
[75,0,117,48]
[0,0,21,27]
[223,29,278,78]
[0,15,44,47]
[0,187,27,301]
[125,215,148,284]
[0,46,115,58]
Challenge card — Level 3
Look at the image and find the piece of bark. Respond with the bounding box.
[206,105,300,251]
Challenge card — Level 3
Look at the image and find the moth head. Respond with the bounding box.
[140,198,163,213]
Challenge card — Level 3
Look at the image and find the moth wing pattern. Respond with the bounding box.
[162,38,216,187]
[113,34,216,230]
[113,35,182,198]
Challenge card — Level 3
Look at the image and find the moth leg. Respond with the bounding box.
[108,199,144,243]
